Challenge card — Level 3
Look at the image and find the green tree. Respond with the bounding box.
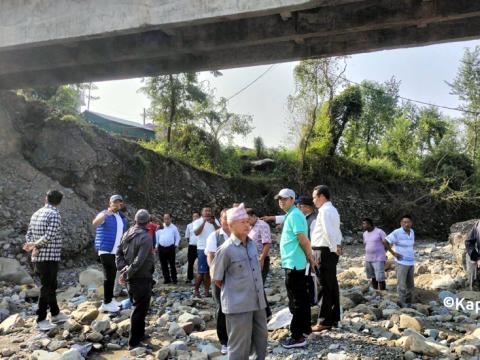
[341,79,400,158]
[139,73,207,145]
[447,46,480,160]
[195,95,253,160]
[326,85,363,156]
[416,106,450,155]
[18,84,84,115]
[84,82,99,110]
[253,136,266,158]
[287,57,347,171]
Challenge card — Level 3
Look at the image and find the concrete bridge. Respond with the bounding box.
[1,0,480,88]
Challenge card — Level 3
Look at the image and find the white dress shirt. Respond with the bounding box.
[185,222,198,246]
[193,217,220,250]
[311,201,342,252]
[205,228,229,255]
[155,224,181,247]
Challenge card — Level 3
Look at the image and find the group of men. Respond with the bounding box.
[23,185,480,359]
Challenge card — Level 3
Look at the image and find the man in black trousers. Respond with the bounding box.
[24,190,70,331]
[116,209,154,349]
[155,213,181,284]
[310,185,342,332]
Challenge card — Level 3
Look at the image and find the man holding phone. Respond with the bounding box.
[193,207,220,297]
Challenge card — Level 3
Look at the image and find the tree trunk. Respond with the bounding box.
[167,75,176,145]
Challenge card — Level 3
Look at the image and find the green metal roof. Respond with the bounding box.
[83,110,155,141]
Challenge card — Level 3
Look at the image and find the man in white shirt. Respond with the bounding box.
[185,211,200,284]
[205,209,230,354]
[155,213,181,284]
[310,185,342,332]
[193,207,220,297]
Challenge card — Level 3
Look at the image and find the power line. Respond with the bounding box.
[225,64,276,102]
[340,75,479,116]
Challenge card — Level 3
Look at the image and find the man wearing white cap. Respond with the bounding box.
[92,194,128,313]
[212,204,267,360]
[276,188,316,349]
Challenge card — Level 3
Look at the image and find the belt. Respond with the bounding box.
[312,246,329,250]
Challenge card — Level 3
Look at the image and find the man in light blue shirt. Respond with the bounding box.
[384,215,415,307]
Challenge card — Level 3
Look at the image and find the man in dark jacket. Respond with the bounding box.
[465,221,480,284]
[116,209,154,350]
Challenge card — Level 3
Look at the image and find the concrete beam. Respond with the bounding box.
[0,0,344,49]
[2,14,479,89]
[2,0,479,76]
[0,0,480,88]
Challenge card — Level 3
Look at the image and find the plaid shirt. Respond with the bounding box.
[26,204,62,262]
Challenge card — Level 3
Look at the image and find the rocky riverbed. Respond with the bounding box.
[1,237,480,360]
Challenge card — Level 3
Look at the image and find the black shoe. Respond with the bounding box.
[164,280,172,284]
[281,337,307,349]
[143,334,151,341]
[172,280,178,284]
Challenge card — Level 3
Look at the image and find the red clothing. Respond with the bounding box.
[146,223,158,245]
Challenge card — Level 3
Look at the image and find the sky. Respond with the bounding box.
[85,39,480,149]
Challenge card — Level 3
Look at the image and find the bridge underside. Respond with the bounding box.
[1,0,479,88]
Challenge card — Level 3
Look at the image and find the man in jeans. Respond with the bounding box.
[24,190,70,331]
[276,188,316,349]
[384,215,415,308]
[155,213,181,284]
[116,209,154,350]
[184,211,200,284]
[205,209,230,354]
[92,194,128,313]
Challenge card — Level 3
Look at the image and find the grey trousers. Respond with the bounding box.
[396,264,414,304]
[225,309,268,360]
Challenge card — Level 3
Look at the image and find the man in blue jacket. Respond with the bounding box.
[92,194,128,313]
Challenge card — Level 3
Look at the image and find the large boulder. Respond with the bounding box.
[396,330,449,357]
[0,258,33,285]
[0,313,24,334]
[449,219,478,269]
[71,302,99,325]
[31,350,62,360]
[79,268,103,288]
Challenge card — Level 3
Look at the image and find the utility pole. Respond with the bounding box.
[143,108,146,126]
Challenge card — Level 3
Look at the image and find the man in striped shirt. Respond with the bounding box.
[23,190,70,331]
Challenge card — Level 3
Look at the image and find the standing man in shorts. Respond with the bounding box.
[362,218,387,290]
[193,207,219,297]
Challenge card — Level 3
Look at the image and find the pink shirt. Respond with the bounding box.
[248,219,272,255]
[363,227,387,262]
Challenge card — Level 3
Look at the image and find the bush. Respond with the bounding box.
[421,151,474,189]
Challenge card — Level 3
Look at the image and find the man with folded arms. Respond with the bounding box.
[212,204,268,359]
